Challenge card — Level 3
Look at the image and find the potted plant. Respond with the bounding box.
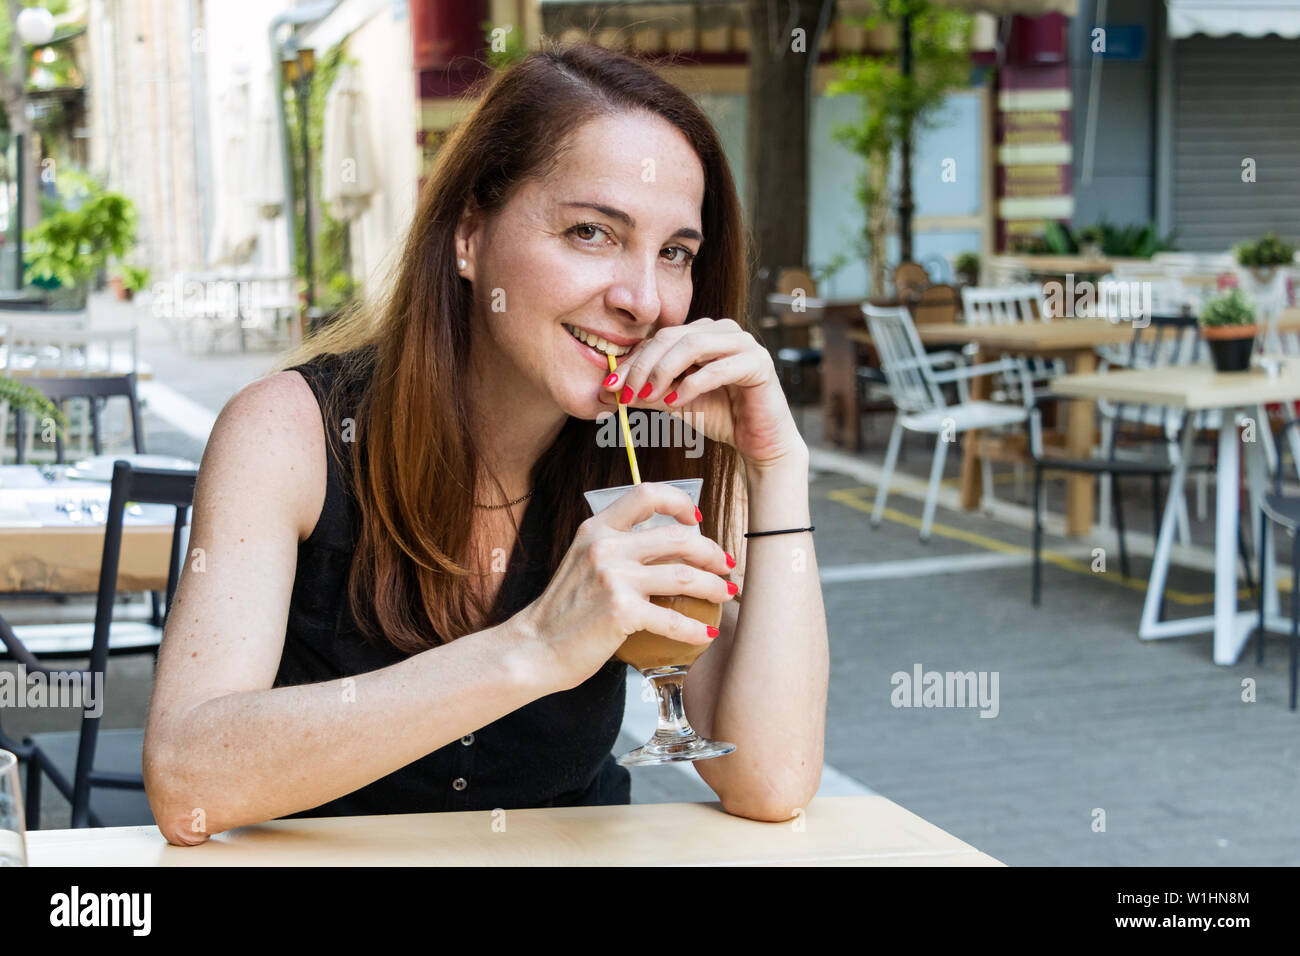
[1199,286,1258,373]
[110,264,150,302]
[1078,226,1103,259]
[954,251,979,287]
[1233,232,1295,316]
[24,183,138,309]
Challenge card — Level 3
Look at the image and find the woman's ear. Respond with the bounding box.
[454,205,481,282]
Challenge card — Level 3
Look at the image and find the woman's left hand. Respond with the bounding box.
[600,317,806,470]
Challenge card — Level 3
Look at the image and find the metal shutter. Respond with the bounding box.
[1172,36,1300,251]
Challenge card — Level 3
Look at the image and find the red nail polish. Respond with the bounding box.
[725,552,736,568]
[637,382,653,399]
[726,581,738,595]
[693,506,702,523]
[602,372,618,387]
[620,386,633,404]
[664,390,677,405]
[706,625,719,639]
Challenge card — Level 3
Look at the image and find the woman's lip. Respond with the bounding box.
[566,323,621,373]
[564,323,644,348]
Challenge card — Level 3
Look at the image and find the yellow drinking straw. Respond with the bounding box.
[608,353,641,485]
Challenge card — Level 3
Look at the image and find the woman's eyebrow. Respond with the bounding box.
[560,200,703,243]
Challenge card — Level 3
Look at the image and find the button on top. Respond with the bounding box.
[452,777,468,791]
[461,734,475,746]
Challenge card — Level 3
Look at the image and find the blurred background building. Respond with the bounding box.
[0,0,1293,307]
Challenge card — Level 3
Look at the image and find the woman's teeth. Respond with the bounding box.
[565,324,632,357]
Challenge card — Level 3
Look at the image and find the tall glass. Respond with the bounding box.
[585,478,736,766]
[0,750,27,867]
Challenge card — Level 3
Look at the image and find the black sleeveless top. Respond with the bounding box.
[278,350,630,817]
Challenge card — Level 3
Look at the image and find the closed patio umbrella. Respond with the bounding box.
[247,87,287,222]
[321,62,377,224]
[207,81,258,266]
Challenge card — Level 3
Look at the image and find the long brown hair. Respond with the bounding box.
[282,41,749,654]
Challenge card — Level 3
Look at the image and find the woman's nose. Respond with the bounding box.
[606,255,661,325]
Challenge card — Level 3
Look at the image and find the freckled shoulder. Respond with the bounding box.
[199,370,328,543]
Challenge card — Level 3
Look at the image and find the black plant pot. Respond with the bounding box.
[1207,335,1255,373]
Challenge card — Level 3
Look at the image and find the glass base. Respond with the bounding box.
[617,735,736,767]
[620,664,736,766]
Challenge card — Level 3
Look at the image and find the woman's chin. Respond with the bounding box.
[557,388,614,421]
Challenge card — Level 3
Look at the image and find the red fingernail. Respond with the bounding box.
[602,372,618,388]
[637,382,653,399]
[694,506,702,523]
[664,390,677,405]
[706,625,719,639]
[726,581,738,595]
[621,386,633,404]
[725,552,735,568]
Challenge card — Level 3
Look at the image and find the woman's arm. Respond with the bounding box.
[684,444,827,821]
[601,317,828,822]
[143,372,548,845]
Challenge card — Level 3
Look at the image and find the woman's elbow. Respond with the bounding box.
[142,738,213,847]
[718,776,819,823]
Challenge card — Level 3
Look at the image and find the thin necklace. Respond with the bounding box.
[473,488,534,510]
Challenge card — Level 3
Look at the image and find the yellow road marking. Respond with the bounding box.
[825,486,1275,605]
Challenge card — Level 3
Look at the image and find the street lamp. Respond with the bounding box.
[15,7,55,46]
[281,44,316,310]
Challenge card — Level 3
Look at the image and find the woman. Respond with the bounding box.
[143,42,828,845]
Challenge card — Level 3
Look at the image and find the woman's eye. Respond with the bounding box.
[570,223,607,243]
[662,246,696,268]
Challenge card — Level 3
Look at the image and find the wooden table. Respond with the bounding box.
[915,319,1142,536]
[24,795,1003,866]
[0,466,181,593]
[1052,356,1300,664]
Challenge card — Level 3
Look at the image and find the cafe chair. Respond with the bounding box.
[961,284,1062,401]
[1255,418,1300,711]
[5,461,195,828]
[1027,384,1253,609]
[8,373,171,633]
[11,373,146,465]
[864,303,1032,541]
[1094,315,1217,548]
[765,268,824,437]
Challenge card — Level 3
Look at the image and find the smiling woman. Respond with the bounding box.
[141,41,827,844]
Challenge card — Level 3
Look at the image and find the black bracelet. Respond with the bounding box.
[743,526,814,538]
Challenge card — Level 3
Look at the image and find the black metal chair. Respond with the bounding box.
[8,373,170,630]
[3,461,195,828]
[12,373,145,464]
[1255,418,1300,711]
[1027,314,1251,606]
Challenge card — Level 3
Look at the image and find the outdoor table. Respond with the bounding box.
[1051,355,1300,665]
[0,465,180,592]
[841,310,1300,537]
[23,795,1003,866]
[912,318,1154,537]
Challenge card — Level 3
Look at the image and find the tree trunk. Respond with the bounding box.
[744,0,833,333]
[897,11,914,264]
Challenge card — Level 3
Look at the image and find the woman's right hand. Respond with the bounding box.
[516,482,736,690]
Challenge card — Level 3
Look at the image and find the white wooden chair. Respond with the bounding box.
[864,303,1033,541]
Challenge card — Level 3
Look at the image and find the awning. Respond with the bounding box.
[1168,0,1300,38]
[941,0,1077,13]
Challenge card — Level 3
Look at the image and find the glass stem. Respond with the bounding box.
[647,666,695,740]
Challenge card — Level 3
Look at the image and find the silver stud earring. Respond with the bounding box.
[457,257,468,271]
